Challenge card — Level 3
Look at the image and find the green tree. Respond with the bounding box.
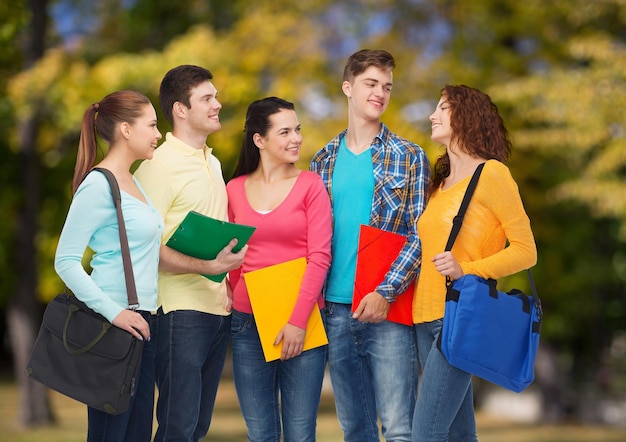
[0,0,26,301]
[490,32,626,416]
[4,0,59,426]
[69,0,249,61]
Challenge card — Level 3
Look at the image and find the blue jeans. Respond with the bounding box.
[412,320,477,442]
[153,308,231,442]
[324,302,418,442]
[231,310,327,442]
[87,311,155,442]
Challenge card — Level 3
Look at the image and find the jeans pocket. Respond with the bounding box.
[323,304,332,316]
[230,310,251,336]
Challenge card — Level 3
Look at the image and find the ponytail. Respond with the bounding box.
[72,103,99,194]
[71,91,150,195]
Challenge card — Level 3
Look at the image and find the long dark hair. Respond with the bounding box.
[231,97,296,179]
[430,85,512,194]
[73,90,150,194]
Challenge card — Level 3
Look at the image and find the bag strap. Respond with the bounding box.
[444,162,485,252]
[443,162,542,319]
[527,268,542,323]
[92,167,139,309]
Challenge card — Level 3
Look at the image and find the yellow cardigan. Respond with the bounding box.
[412,159,537,324]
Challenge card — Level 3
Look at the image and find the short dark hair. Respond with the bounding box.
[159,65,213,126]
[343,49,395,83]
[232,97,296,179]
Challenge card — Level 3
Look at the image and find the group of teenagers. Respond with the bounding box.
[54,48,537,442]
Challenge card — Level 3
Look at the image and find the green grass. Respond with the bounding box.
[2,377,626,441]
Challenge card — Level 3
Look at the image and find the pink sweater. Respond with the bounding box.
[227,171,332,329]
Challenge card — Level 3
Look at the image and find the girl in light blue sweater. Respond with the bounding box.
[54,90,162,442]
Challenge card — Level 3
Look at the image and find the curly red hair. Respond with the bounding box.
[430,85,511,194]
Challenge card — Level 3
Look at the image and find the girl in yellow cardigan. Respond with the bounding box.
[412,85,537,441]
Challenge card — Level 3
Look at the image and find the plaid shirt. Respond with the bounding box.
[310,123,431,301]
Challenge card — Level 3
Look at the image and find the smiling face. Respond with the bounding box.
[343,65,393,122]
[429,96,453,147]
[127,103,162,160]
[181,80,222,136]
[255,109,302,165]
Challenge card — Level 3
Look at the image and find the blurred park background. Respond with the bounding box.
[1,0,626,439]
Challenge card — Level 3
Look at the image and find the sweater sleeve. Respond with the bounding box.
[226,184,243,292]
[288,174,333,329]
[460,161,537,279]
[54,173,125,322]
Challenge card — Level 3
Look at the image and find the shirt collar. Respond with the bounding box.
[165,132,213,157]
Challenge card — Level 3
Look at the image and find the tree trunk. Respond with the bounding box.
[9,99,57,428]
[8,0,55,427]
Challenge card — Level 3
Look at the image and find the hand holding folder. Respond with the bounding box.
[353,225,415,326]
[165,211,256,282]
[243,257,328,362]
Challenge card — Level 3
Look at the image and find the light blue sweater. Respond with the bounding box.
[54,171,162,322]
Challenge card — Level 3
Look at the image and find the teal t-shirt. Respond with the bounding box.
[326,137,374,304]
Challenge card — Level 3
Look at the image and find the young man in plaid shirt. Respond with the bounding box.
[310,49,430,442]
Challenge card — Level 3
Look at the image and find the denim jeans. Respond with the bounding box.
[324,302,418,442]
[153,308,231,442]
[231,310,327,442]
[87,311,155,442]
[412,320,477,442]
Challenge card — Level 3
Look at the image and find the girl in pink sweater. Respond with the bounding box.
[227,97,332,441]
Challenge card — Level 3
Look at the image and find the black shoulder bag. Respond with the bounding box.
[26,168,144,414]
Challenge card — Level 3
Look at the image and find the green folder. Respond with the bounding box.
[165,211,256,283]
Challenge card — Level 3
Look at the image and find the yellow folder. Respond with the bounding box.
[243,257,328,362]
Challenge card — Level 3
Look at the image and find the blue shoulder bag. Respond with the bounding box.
[438,163,543,393]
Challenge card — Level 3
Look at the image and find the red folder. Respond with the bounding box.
[352,225,415,326]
